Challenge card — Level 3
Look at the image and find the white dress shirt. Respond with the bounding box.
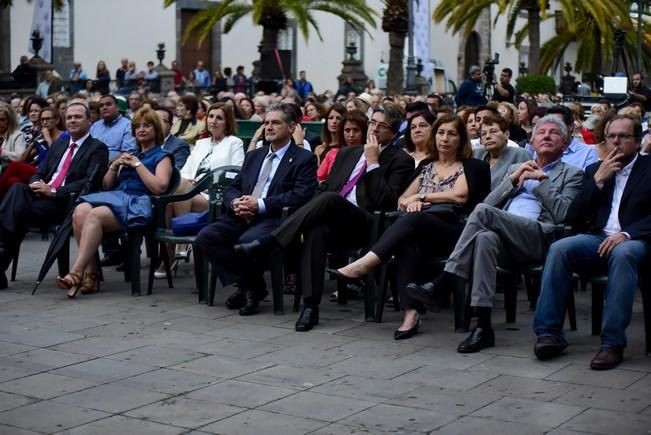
[602,154,638,237]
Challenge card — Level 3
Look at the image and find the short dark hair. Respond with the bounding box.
[545,105,574,127]
[479,114,509,133]
[475,105,499,116]
[502,68,513,78]
[405,101,430,114]
[337,110,369,147]
[605,114,643,141]
[99,94,118,105]
[66,102,91,119]
[179,95,199,118]
[373,106,403,133]
[267,103,298,125]
[404,110,436,153]
[155,107,173,124]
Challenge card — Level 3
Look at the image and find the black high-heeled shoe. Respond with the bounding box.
[326,268,365,286]
[394,318,421,340]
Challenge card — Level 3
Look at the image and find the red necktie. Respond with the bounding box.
[50,143,77,189]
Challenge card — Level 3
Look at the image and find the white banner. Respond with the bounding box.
[412,0,432,79]
[29,0,52,62]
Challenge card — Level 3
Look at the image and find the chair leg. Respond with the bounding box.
[194,242,208,304]
[208,267,217,306]
[147,242,159,295]
[641,283,651,355]
[567,289,577,331]
[270,248,285,315]
[591,282,604,336]
[128,233,142,296]
[504,274,518,324]
[374,264,390,323]
[10,250,18,282]
[364,272,376,322]
[453,278,467,333]
[56,236,70,278]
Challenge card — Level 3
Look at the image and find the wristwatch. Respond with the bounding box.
[418,193,426,202]
[133,161,142,168]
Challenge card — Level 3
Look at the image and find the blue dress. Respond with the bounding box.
[79,146,171,230]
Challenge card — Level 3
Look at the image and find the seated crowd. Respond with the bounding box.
[1,78,650,373]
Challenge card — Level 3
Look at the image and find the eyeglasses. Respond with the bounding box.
[606,133,635,141]
[369,120,391,129]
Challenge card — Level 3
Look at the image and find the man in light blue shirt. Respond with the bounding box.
[89,95,137,161]
[408,115,584,354]
[193,61,211,91]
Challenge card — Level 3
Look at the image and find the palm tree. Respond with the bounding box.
[381,0,408,96]
[163,0,377,73]
[433,0,548,74]
[434,0,630,73]
[539,1,651,75]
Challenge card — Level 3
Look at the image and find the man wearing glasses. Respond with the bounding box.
[234,107,414,330]
[534,115,651,370]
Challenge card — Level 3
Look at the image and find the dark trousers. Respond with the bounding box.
[196,213,281,291]
[372,211,462,311]
[272,192,371,305]
[0,183,68,268]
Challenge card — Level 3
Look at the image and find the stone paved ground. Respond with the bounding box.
[0,235,650,434]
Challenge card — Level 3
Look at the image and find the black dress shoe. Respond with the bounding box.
[233,240,269,257]
[457,327,495,353]
[405,282,440,312]
[295,305,319,331]
[239,289,268,316]
[534,335,568,361]
[326,268,364,286]
[394,319,421,340]
[225,288,246,310]
[590,347,624,370]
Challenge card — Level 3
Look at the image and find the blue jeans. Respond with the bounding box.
[533,233,648,348]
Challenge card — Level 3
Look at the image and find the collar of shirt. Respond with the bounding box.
[564,137,582,155]
[69,132,90,148]
[541,158,561,173]
[619,153,638,178]
[103,114,123,127]
[139,146,158,159]
[267,141,291,161]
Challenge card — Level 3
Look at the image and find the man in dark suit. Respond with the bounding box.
[196,103,317,315]
[408,115,583,353]
[156,107,190,170]
[534,115,651,370]
[0,103,109,288]
[236,106,414,331]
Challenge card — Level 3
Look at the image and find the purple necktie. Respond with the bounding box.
[339,160,367,198]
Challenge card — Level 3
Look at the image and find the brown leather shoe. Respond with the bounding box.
[590,347,624,370]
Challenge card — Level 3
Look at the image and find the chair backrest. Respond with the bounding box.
[208,165,241,219]
[166,168,181,195]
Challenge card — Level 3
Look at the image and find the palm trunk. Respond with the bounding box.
[527,6,541,74]
[386,31,406,96]
[591,27,603,75]
[259,25,280,81]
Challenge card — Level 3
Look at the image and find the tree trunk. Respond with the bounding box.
[527,6,541,74]
[591,27,603,75]
[386,31,405,96]
[259,25,280,81]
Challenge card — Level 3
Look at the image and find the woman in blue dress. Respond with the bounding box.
[57,108,173,298]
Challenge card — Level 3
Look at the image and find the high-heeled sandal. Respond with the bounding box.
[56,273,82,299]
[80,271,100,295]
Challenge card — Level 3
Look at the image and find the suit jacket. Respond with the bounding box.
[318,144,414,212]
[163,135,191,170]
[180,135,243,180]
[223,143,317,218]
[30,135,109,199]
[484,160,583,233]
[569,154,651,241]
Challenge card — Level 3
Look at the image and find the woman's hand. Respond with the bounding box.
[41,128,52,144]
[405,201,424,212]
[119,153,141,168]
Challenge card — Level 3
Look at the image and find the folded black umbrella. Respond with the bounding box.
[32,164,99,295]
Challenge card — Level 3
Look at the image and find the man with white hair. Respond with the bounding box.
[408,115,584,353]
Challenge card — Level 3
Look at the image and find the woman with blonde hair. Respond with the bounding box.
[57,108,173,297]
[0,103,27,162]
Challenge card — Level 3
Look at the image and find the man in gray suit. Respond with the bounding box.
[156,107,190,170]
[408,115,584,353]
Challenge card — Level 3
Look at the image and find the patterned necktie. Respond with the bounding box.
[251,153,276,198]
[339,160,367,198]
[50,143,77,189]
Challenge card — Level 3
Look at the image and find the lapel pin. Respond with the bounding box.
[289,157,293,163]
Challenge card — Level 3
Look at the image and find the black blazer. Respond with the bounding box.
[319,144,414,212]
[568,154,651,241]
[223,143,317,217]
[407,157,491,218]
[30,135,109,199]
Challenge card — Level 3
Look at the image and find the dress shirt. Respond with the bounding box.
[90,115,137,160]
[257,142,291,214]
[194,69,211,90]
[525,138,598,170]
[602,154,638,237]
[343,145,384,206]
[506,160,561,221]
[48,132,89,187]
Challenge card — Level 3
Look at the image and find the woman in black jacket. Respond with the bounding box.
[329,114,490,340]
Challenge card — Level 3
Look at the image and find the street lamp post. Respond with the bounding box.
[405,0,416,94]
